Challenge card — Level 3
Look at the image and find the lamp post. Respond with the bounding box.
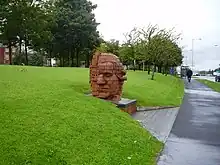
[192,38,202,71]
[182,49,191,66]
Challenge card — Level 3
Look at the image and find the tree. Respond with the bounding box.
[0,0,54,65]
[118,25,183,79]
[118,44,133,68]
[1,0,101,67]
[137,24,159,73]
[123,27,140,71]
[52,0,100,67]
[0,0,20,64]
[96,39,120,55]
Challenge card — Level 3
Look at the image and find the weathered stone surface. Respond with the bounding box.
[89,52,127,102]
[117,98,137,114]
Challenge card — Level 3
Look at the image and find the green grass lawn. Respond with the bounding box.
[197,79,220,92]
[123,71,184,106]
[0,65,184,165]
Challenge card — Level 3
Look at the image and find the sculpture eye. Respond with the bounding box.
[105,73,112,77]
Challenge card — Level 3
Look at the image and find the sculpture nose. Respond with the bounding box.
[97,74,106,84]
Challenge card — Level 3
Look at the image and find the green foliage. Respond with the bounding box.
[119,45,133,65]
[0,0,101,66]
[13,52,44,66]
[28,52,44,66]
[1,1,182,71]
[96,39,120,56]
[13,53,26,65]
[0,66,163,165]
[117,24,183,79]
[52,0,101,67]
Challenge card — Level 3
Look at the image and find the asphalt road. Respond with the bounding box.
[157,79,220,165]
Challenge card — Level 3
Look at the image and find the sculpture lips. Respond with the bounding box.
[98,88,109,92]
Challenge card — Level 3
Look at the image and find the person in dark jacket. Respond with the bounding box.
[186,69,193,82]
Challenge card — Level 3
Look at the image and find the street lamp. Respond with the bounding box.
[192,38,202,70]
[182,49,192,66]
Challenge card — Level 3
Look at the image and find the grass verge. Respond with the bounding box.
[123,71,184,106]
[197,79,220,92]
[0,65,164,165]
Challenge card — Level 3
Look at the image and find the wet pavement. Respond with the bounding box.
[194,76,216,82]
[132,108,179,142]
[157,79,220,165]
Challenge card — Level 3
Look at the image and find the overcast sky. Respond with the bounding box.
[91,0,220,70]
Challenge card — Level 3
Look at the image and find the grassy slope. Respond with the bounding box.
[123,71,184,106]
[0,66,165,165]
[197,79,220,92]
[0,65,183,107]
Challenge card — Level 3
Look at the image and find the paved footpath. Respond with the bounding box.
[158,79,220,165]
[132,107,179,143]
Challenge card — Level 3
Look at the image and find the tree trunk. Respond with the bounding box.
[76,48,79,67]
[67,48,70,67]
[133,60,136,71]
[86,53,90,68]
[62,55,64,67]
[154,65,157,72]
[59,54,62,67]
[151,65,156,80]
[138,63,141,70]
[24,37,28,65]
[162,67,165,75]
[8,41,12,65]
[19,38,22,56]
[148,65,151,75]
[71,51,74,67]
[49,50,52,67]
[143,61,145,71]
[158,66,162,73]
[165,66,169,76]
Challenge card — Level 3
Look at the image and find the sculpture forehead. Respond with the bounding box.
[96,55,123,73]
[98,54,120,63]
[98,62,114,68]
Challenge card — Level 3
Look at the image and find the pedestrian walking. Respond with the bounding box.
[186,68,193,82]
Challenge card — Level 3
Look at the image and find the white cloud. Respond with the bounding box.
[91,0,220,70]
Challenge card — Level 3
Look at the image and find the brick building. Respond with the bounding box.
[0,46,16,64]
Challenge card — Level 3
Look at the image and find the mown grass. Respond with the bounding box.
[123,71,184,106]
[0,65,168,165]
[0,66,184,164]
[197,79,220,92]
[0,65,184,107]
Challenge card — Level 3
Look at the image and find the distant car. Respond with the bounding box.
[195,73,200,76]
[215,76,220,82]
[215,71,220,82]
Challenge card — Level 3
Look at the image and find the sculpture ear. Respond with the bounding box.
[117,75,127,81]
[122,70,126,75]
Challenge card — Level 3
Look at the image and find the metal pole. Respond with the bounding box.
[185,56,188,65]
[192,39,194,70]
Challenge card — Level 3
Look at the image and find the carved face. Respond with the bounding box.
[90,53,126,102]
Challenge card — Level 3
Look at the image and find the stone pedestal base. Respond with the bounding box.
[114,98,137,115]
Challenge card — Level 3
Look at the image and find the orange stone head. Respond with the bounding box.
[90,52,127,102]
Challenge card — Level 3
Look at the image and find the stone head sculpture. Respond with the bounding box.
[90,52,127,102]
